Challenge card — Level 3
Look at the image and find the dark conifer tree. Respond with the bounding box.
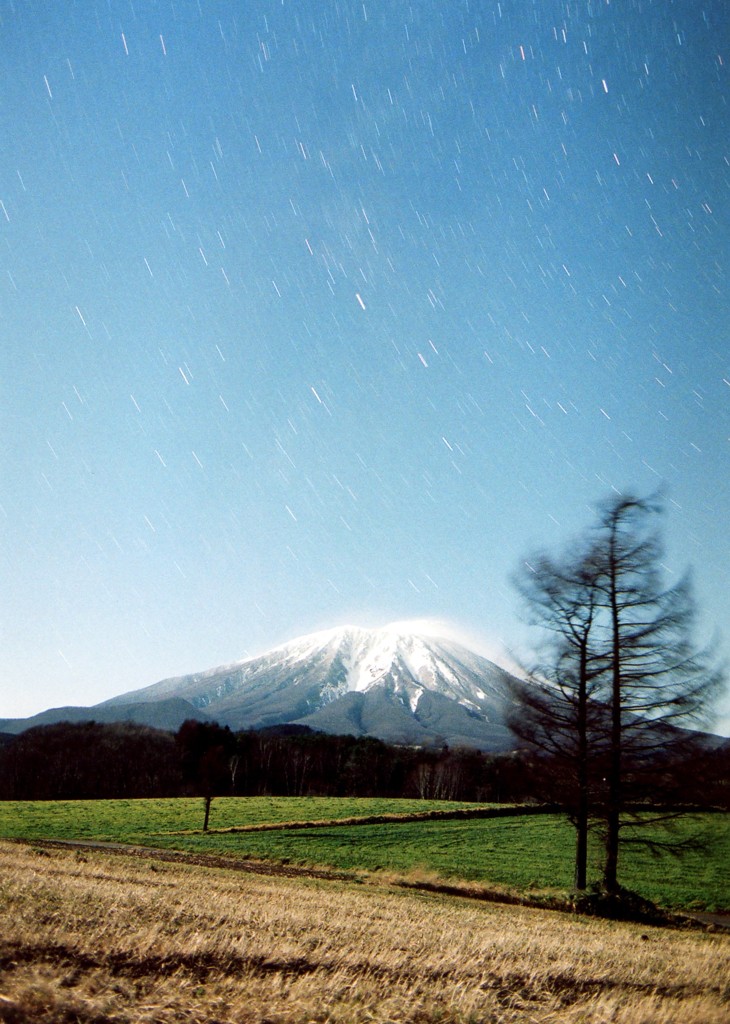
[590,495,724,891]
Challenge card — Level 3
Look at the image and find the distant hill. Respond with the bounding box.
[0,697,210,736]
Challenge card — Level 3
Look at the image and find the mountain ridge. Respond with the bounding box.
[1,625,525,749]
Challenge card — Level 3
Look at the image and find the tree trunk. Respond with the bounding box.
[574,641,589,891]
[203,793,212,832]
[604,544,622,892]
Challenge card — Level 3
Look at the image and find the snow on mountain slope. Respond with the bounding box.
[99,624,524,749]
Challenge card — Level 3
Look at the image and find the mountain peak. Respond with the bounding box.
[261,622,472,694]
[96,623,521,750]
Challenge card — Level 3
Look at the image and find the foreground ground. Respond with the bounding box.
[1,841,728,1024]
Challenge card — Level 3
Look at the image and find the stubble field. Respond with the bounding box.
[1,840,729,1024]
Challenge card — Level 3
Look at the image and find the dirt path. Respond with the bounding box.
[18,837,355,881]
[14,837,729,931]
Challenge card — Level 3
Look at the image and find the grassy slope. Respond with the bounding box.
[1,840,728,1024]
[1,797,728,911]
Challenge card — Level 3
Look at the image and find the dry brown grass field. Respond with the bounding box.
[0,840,728,1024]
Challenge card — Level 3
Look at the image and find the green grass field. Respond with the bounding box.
[1,797,727,911]
[0,796,483,841]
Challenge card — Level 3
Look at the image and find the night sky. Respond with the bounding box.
[2,1,728,728]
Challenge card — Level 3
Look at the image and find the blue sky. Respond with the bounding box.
[2,1,729,729]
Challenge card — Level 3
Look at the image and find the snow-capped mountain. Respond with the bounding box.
[100,624,523,750]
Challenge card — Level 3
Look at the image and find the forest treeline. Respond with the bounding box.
[0,717,726,807]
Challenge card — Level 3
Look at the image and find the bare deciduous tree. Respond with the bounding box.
[511,492,725,893]
[511,548,607,889]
